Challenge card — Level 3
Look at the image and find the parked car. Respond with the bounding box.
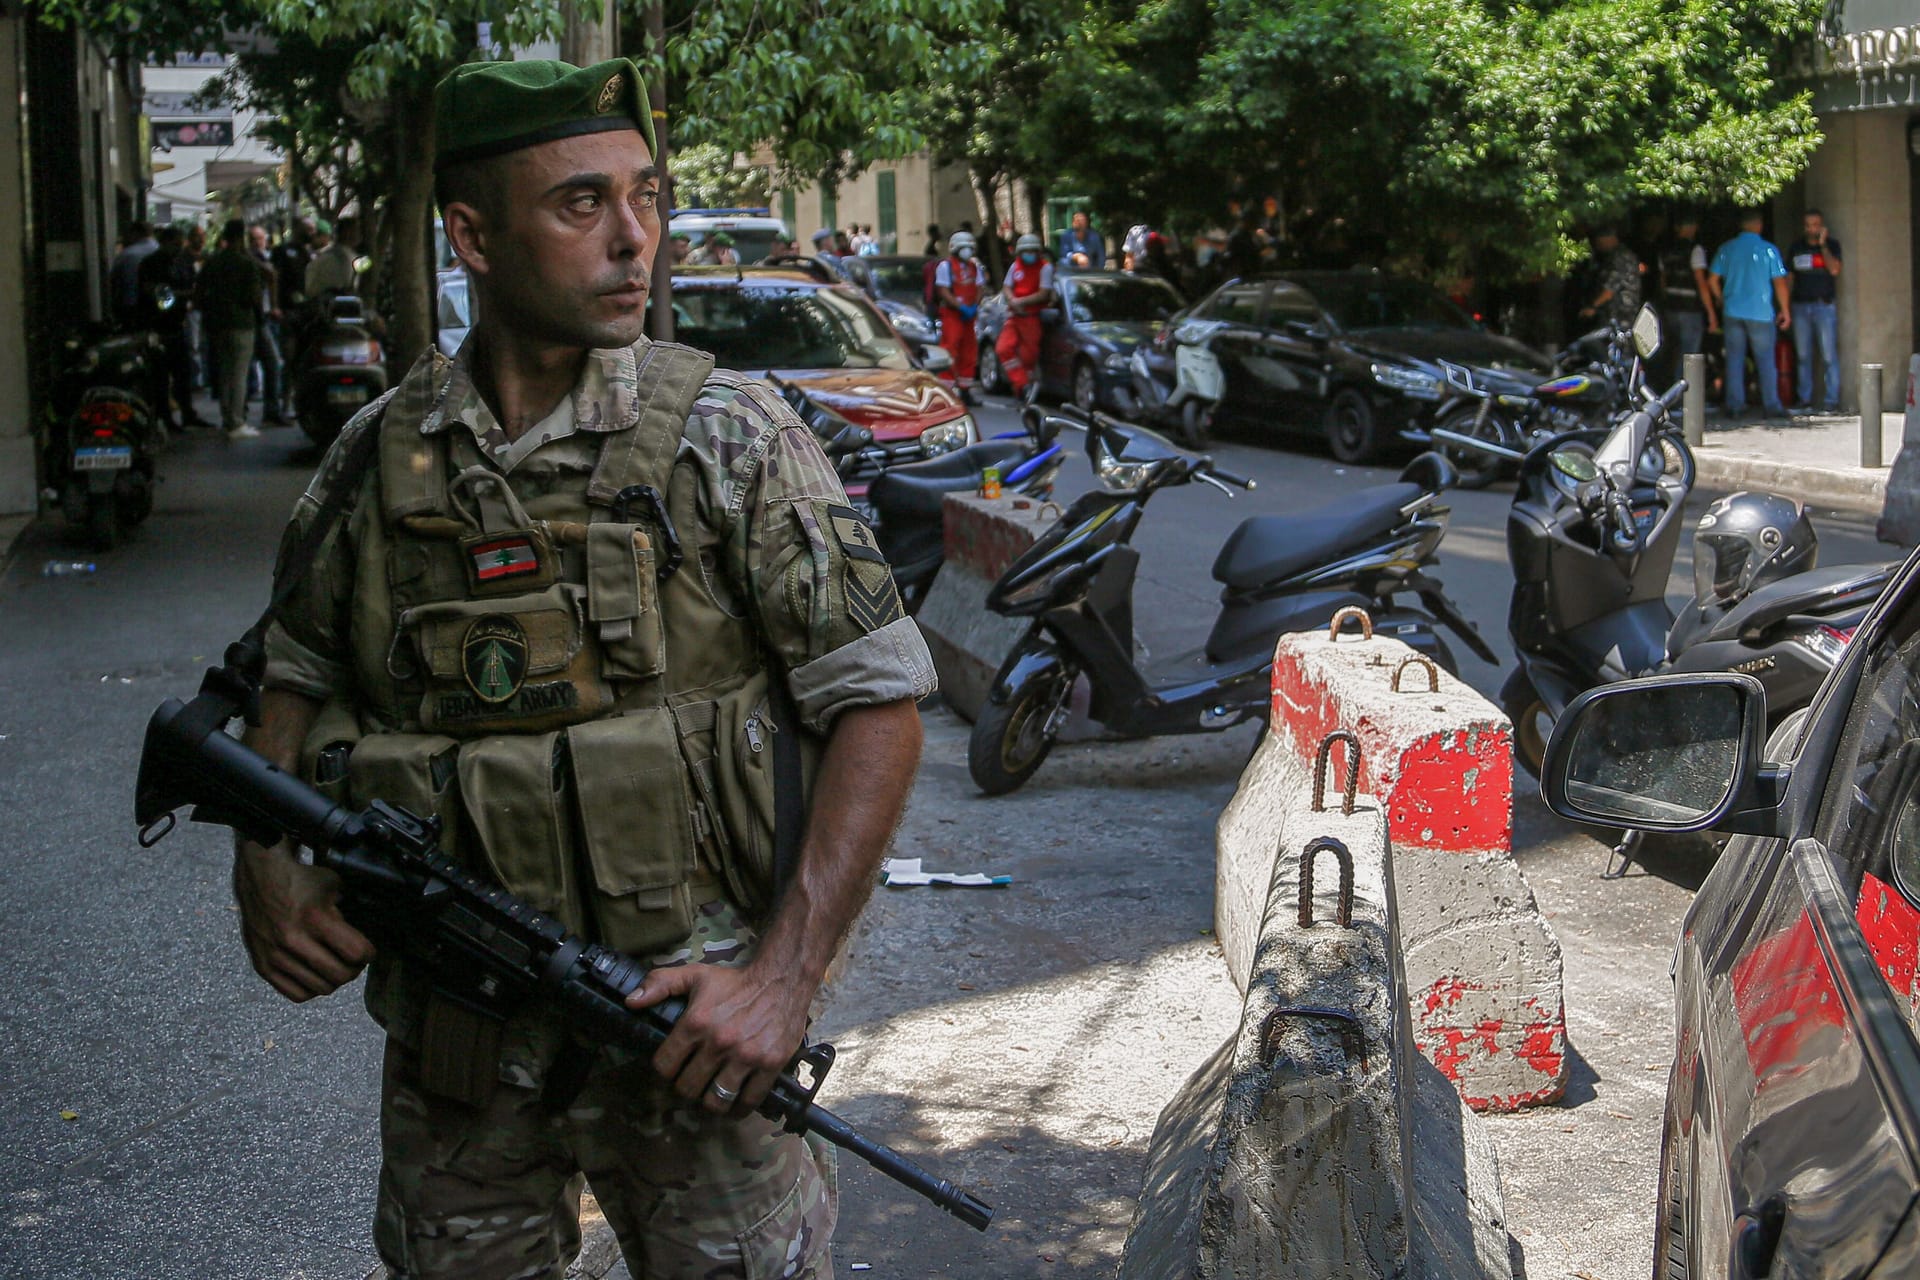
[1541,549,1920,1278]
[670,264,976,495]
[975,269,1184,413]
[840,253,942,348]
[668,208,790,264]
[1168,268,1551,463]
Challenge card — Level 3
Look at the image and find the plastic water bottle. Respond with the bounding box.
[42,561,97,577]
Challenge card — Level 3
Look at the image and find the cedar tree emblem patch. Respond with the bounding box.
[463,614,529,704]
[826,504,886,563]
[596,75,621,114]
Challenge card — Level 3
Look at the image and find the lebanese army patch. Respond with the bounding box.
[826,504,887,564]
[845,560,903,633]
[463,615,529,703]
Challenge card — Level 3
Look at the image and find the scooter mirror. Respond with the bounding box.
[1631,304,1661,359]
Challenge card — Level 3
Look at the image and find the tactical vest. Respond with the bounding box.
[303,341,808,963]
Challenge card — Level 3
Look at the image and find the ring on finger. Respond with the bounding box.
[710,1081,739,1103]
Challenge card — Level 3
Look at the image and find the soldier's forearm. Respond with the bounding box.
[236,687,325,858]
[755,698,923,986]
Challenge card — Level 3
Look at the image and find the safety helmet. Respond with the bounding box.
[1692,492,1818,608]
[948,230,976,253]
[1015,233,1044,254]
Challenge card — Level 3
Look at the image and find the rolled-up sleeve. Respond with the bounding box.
[260,423,372,700]
[731,411,938,731]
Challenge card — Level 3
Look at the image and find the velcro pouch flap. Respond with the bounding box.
[585,524,665,680]
[567,710,699,953]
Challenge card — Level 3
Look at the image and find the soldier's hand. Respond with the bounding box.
[232,840,375,1003]
[628,961,813,1116]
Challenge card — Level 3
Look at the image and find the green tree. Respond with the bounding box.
[668,143,771,210]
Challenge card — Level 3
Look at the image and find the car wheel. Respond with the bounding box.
[978,345,1006,395]
[1327,389,1381,464]
[1072,360,1100,413]
[1500,667,1553,777]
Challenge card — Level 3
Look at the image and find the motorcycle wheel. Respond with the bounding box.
[978,346,1007,396]
[87,497,119,552]
[1178,398,1210,450]
[1500,667,1553,777]
[968,670,1071,795]
[1434,404,1506,491]
[1326,390,1380,464]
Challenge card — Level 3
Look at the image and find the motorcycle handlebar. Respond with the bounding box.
[1205,465,1255,490]
[1659,378,1688,411]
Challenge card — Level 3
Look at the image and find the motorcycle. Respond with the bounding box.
[865,407,1067,612]
[965,405,1495,795]
[291,295,388,447]
[1485,336,1890,871]
[47,309,169,549]
[1129,315,1226,449]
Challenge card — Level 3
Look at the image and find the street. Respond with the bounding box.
[0,396,1894,1280]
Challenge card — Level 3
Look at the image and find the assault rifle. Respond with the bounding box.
[133,672,993,1232]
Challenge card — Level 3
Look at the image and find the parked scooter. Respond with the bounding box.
[47,314,168,549]
[291,295,388,447]
[865,408,1066,612]
[1489,348,1890,870]
[965,406,1495,794]
[1129,316,1227,449]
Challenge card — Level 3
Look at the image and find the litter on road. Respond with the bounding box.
[879,857,1011,888]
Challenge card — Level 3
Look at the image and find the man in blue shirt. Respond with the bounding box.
[1057,210,1105,270]
[1709,210,1791,418]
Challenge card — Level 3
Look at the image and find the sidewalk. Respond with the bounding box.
[1690,406,1906,518]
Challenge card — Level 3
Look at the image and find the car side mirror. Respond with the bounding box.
[1541,673,1787,835]
[921,344,953,374]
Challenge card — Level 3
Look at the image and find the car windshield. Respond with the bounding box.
[672,285,912,371]
[1307,277,1474,332]
[1068,276,1183,323]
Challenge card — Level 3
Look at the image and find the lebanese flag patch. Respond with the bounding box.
[471,536,540,582]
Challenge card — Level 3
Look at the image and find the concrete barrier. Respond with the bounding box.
[1121,733,1511,1279]
[1266,626,1567,1112]
[913,492,1058,722]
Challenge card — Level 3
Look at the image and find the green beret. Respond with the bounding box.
[434,58,655,171]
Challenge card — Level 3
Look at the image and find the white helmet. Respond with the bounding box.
[948,230,976,253]
[1015,233,1044,254]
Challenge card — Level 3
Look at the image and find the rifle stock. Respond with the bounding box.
[135,692,993,1232]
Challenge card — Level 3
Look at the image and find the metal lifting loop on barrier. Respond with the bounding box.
[1391,655,1439,694]
[1297,836,1355,930]
[1312,730,1361,815]
[1327,606,1373,642]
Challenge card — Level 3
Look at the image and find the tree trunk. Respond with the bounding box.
[385,71,438,372]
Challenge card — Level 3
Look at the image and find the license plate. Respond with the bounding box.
[326,386,369,406]
[74,446,132,471]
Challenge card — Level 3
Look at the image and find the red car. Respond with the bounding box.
[669,265,977,494]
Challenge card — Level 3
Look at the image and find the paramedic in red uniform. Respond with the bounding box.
[934,230,985,404]
[994,233,1055,403]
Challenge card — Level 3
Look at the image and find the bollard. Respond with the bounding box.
[1863,364,1885,468]
[1683,352,1706,448]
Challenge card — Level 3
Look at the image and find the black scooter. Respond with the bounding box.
[48,319,167,549]
[965,407,1495,794]
[292,295,388,447]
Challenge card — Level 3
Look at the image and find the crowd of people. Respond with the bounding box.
[104,212,367,440]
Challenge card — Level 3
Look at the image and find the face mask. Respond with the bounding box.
[1196,246,1216,266]
[1020,252,1039,265]
[956,247,974,261]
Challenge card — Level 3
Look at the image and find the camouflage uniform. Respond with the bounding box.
[263,338,934,1280]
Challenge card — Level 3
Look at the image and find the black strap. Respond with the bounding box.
[769,676,807,895]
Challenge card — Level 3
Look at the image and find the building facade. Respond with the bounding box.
[143,47,282,227]
[774,152,982,254]
[1779,0,1920,411]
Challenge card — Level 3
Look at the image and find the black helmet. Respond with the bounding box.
[1692,492,1818,607]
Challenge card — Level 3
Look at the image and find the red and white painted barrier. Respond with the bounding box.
[1263,621,1567,1112]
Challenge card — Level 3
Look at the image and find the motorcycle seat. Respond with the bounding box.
[1211,482,1423,590]
[867,440,1034,523]
[1687,561,1894,647]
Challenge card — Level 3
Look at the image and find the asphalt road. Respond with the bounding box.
[0,395,1899,1280]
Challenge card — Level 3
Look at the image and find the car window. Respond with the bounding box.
[1267,284,1320,327]
[1308,276,1474,332]
[1205,283,1266,326]
[672,285,912,371]
[1066,276,1183,324]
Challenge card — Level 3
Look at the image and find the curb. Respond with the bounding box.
[1692,450,1886,515]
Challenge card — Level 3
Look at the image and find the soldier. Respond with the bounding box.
[234,57,934,1279]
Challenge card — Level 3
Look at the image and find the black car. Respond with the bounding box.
[1172,269,1551,463]
[1543,554,1920,1277]
[975,270,1184,412]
